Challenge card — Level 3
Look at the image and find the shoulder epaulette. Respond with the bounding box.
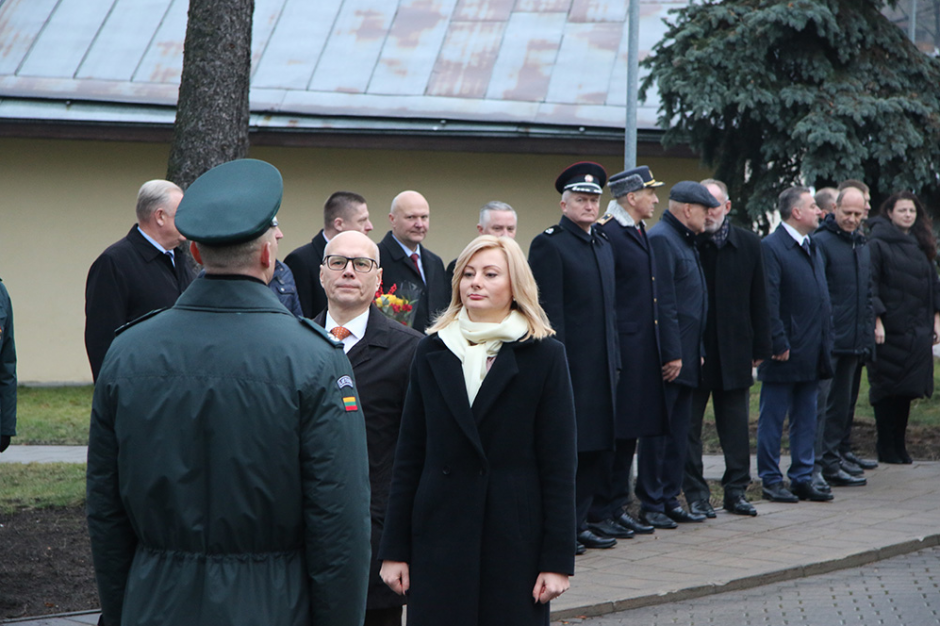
[299,317,345,348]
[597,214,613,225]
[115,308,168,335]
[543,226,558,235]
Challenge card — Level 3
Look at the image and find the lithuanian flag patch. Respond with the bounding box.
[343,396,359,412]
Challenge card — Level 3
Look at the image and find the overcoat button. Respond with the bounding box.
[442,466,450,475]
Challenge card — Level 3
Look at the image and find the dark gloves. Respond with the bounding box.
[0,435,11,452]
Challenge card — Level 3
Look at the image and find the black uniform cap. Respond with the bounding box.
[176,159,283,245]
[608,166,663,198]
[555,161,608,195]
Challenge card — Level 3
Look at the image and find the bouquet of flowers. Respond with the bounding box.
[374,281,421,327]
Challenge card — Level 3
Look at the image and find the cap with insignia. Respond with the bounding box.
[176,159,283,245]
[669,181,721,208]
[554,161,608,195]
[608,165,663,198]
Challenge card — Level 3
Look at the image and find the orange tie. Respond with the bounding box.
[330,326,351,340]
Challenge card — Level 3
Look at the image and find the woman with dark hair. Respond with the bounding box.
[866,191,940,463]
[378,235,577,626]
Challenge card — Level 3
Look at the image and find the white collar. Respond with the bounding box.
[607,202,642,228]
[781,221,809,246]
[137,225,171,255]
[325,308,370,353]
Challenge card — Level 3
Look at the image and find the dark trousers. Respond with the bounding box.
[576,450,612,530]
[839,363,865,454]
[757,380,817,485]
[817,355,861,473]
[684,387,752,503]
[363,607,402,626]
[872,396,912,462]
[636,384,692,513]
[589,438,637,522]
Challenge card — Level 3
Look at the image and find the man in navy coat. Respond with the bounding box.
[284,191,373,318]
[529,162,620,552]
[376,191,449,333]
[590,165,672,539]
[757,186,834,503]
[637,181,716,529]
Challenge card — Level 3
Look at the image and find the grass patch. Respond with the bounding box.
[15,386,93,445]
[0,463,86,514]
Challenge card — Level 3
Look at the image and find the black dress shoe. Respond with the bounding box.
[839,458,865,476]
[811,469,832,493]
[613,512,655,534]
[723,495,757,516]
[762,482,798,503]
[823,468,867,487]
[577,529,617,549]
[790,480,834,501]
[588,519,635,539]
[843,451,878,470]
[639,510,678,529]
[665,506,706,523]
[575,542,586,555]
[688,499,717,519]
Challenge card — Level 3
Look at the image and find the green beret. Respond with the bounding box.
[176,159,283,245]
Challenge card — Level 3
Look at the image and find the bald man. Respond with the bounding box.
[812,187,874,488]
[376,191,449,332]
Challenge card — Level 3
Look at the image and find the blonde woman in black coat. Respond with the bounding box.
[867,192,940,463]
[379,235,577,626]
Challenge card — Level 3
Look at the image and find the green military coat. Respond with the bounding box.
[86,277,371,626]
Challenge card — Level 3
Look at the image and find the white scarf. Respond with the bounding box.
[438,308,529,405]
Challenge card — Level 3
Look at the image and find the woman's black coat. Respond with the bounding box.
[378,334,577,626]
[867,216,940,403]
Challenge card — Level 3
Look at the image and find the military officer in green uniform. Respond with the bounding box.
[86,159,372,626]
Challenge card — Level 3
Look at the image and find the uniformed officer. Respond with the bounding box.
[86,159,372,626]
[529,162,620,553]
[589,166,672,540]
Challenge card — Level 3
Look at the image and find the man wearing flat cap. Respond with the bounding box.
[529,161,620,553]
[86,159,372,626]
[588,166,673,540]
[636,181,715,529]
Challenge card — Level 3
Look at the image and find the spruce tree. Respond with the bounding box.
[641,0,940,224]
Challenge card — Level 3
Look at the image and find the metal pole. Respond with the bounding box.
[624,0,640,169]
[909,0,918,42]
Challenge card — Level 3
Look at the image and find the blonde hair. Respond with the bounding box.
[427,236,554,340]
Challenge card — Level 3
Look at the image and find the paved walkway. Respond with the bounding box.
[0,446,86,464]
[2,449,938,625]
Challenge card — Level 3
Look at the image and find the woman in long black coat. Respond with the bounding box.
[867,192,940,463]
[379,235,577,626]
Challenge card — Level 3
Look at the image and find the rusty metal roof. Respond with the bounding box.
[0,0,684,134]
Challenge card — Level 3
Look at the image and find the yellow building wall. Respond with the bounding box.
[0,137,707,383]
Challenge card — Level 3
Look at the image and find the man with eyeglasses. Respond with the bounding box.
[315,230,423,626]
[86,159,371,626]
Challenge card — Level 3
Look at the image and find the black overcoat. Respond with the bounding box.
[697,224,772,390]
[598,215,669,438]
[379,334,577,626]
[376,231,449,333]
[284,230,328,318]
[866,216,940,403]
[528,215,619,452]
[84,225,195,381]
[314,305,422,611]
[648,212,707,389]
[757,225,833,383]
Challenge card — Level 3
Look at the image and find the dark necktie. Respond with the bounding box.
[802,238,812,256]
[410,252,423,281]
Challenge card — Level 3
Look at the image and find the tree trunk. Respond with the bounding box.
[166,0,254,190]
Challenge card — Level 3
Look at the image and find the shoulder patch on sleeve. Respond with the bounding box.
[299,318,344,348]
[115,308,168,335]
[544,226,557,235]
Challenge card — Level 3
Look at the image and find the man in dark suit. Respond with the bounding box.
[284,191,373,318]
[757,186,834,503]
[683,179,772,519]
[590,165,671,539]
[376,190,449,332]
[314,230,422,626]
[84,179,194,381]
[444,201,518,282]
[637,181,715,528]
[529,162,620,552]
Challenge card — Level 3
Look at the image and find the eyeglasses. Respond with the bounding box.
[322,255,379,273]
